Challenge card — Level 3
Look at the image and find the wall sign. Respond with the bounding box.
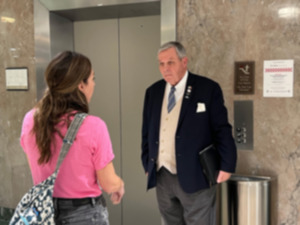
[263,60,294,97]
[234,61,255,95]
[5,67,28,90]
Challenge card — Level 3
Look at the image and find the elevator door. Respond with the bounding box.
[74,15,161,225]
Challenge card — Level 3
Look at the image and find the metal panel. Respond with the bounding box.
[39,0,160,11]
[234,101,254,150]
[74,15,161,225]
[52,2,160,21]
[34,0,51,100]
[34,1,75,100]
[119,15,161,225]
[73,19,122,225]
[161,0,176,44]
[49,13,74,57]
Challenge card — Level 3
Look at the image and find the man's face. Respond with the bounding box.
[158,47,187,86]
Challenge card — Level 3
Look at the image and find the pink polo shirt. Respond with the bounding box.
[20,109,115,198]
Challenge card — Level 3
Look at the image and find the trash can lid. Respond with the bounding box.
[229,174,272,182]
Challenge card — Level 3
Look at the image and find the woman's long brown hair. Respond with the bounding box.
[33,51,92,164]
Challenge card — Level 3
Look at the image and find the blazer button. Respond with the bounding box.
[156,141,159,144]
[151,158,155,162]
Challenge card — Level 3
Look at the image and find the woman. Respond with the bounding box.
[20,51,125,225]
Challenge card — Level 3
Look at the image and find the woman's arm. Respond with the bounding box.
[96,162,125,204]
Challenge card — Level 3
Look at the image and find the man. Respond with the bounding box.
[141,41,237,225]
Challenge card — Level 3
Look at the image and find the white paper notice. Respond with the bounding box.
[5,68,28,90]
[263,60,294,97]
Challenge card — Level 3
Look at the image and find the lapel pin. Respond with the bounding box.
[185,86,192,99]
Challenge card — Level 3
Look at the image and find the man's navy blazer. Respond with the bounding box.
[141,72,237,193]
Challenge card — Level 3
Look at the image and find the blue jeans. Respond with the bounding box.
[53,196,109,225]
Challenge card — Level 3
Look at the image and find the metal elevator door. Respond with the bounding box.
[74,15,161,225]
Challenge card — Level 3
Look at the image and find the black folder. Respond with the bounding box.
[199,144,220,186]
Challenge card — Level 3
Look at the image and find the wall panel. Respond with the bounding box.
[74,19,122,225]
[74,15,161,225]
[119,15,161,225]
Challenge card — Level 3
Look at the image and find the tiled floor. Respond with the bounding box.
[0,220,9,225]
[0,207,13,225]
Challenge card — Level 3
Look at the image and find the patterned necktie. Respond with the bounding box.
[168,86,176,113]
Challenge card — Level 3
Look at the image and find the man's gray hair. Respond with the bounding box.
[158,41,186,59]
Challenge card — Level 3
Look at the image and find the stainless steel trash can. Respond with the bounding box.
[218,174,271,225]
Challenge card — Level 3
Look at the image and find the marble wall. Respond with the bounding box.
[0,0,35,208]
[177,0,300,224]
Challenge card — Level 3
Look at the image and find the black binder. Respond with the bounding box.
[199,144,220,186]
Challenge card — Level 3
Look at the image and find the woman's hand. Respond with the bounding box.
[110,183,125,205]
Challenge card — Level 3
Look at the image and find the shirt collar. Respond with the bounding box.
[166,70,188,100]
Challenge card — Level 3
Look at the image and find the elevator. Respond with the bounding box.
[34,0,176,225]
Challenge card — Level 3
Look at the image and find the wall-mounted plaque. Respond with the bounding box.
[5,67,28,90]
[234,61,255,95]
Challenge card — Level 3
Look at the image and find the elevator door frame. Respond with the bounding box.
[34,0,176,99]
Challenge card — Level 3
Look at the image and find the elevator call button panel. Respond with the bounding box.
[234,100,253,150]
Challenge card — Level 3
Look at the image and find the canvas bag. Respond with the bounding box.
[9,113,87,225]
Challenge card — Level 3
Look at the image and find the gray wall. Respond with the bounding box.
[74,15,161,225]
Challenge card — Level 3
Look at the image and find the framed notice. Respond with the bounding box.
[5,67,29,90]
[234,61,255,95]
[263,60,294,97]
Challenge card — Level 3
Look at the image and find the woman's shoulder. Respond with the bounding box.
[82,114,108,130]
[22,108,36,129]
[84,114,104,123]
[77,115,110,140]
[24,108,36,119]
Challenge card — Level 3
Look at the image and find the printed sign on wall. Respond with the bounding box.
[263,60,294,97]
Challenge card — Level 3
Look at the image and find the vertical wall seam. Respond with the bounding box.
[117,17,124,225]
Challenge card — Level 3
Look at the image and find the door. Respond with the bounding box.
[74,15,161,225]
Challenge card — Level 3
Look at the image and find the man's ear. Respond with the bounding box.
[182,56,188,67]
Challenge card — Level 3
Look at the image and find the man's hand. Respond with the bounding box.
[217,171,231,183]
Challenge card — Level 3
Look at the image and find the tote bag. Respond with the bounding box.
[9,113,86,225]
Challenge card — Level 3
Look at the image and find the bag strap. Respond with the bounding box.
[55,113,87,172]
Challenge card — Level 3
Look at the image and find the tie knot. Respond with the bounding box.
[171,86,176,92]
